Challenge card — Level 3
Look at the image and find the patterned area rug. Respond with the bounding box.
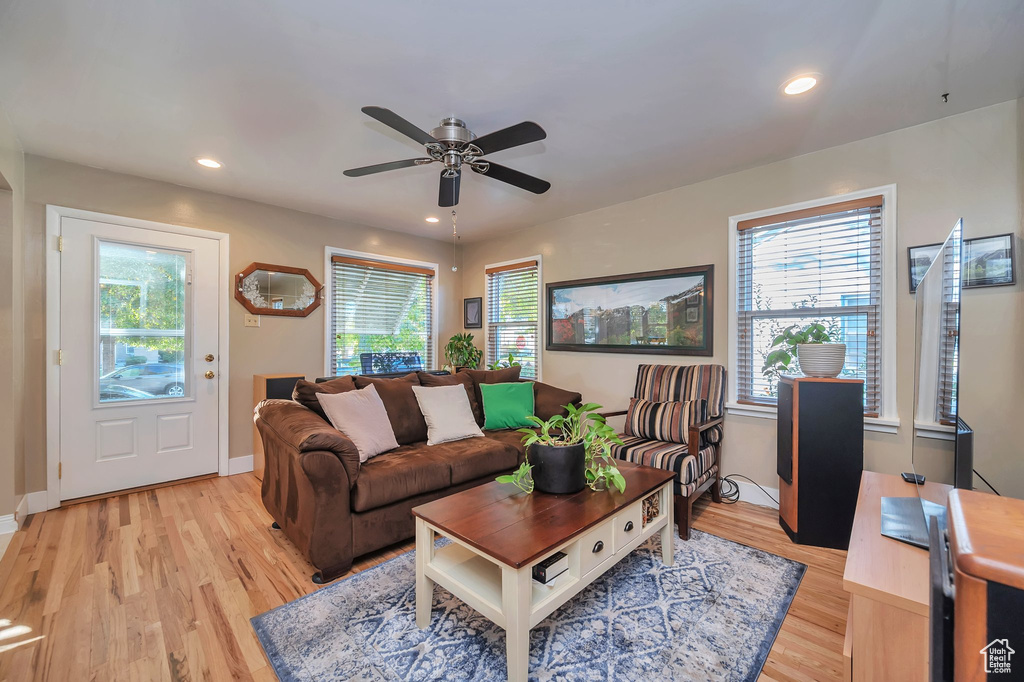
[252,529,806,681]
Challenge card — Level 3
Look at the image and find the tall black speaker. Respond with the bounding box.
[777,376,864,549]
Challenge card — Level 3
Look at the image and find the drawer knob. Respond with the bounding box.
[624,521,634,532]
[592,540,604,554]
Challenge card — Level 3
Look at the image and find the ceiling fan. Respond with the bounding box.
[344,106,551,207]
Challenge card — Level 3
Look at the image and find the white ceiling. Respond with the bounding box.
[1,0,1023,241]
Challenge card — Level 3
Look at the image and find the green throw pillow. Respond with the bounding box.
[480,382,535,430]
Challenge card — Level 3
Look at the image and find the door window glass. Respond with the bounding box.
[98,242,188,402]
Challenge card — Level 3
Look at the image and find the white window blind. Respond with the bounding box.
[937,227,962,425]
[736,196,883,414]
[486,260,540,379]
[329,255,434,376]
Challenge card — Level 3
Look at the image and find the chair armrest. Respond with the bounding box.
[255,399,361,487]
[598,410,627,418]
[688,417,724,456]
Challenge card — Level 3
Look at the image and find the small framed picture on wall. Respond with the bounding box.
[464,297,483,328]
[908,243,942,293]
[963,234,1016,288]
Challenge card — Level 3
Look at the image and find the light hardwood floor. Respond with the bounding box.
[0,474,848,681]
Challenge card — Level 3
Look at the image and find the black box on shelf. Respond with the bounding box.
[532,551,568,584]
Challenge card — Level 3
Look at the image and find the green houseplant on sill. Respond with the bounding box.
[443,333,483,374]
[496,403,627,495]
[487,353,521,371]
[761,321,846,380]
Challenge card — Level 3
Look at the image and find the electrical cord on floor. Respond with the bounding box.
[719,474,779,506]
[973,469,1001,496]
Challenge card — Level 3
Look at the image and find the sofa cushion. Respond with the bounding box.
[351,445,452,512]
[292,376,357,420]
[481,382,535,430]
[458,366,522,423]
[353,373,426,445]
[412,385,484,445]
[427,436,519,485]
[483,428,538,464]
[315,385,399,462]
[418,371,483,425]
[533,382,583,421]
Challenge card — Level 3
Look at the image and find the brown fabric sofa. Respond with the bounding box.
[254,369,581,583]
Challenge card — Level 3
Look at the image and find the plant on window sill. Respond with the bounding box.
[487,353,521,371]
[443,333,483,373]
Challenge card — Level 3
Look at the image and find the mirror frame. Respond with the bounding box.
[234,262,322,317]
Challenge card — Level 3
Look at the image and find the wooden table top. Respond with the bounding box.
[412,461,675,569]
[842,471,952,616]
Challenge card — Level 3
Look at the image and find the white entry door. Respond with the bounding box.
[58,216,222,500]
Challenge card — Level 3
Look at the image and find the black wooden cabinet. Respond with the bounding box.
[777,376,864,550]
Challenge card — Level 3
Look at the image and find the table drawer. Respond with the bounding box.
[580,520,614,576]
[613,502,643,552]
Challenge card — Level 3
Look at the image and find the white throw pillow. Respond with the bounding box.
[411,385,485,446]
[315,384,399,462]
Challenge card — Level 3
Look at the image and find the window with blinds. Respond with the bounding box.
[736,196,883,414]
[329,255,435,376]
[486,260,540,379]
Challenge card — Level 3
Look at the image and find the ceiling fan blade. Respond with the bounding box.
[343,158,433,177]
[472,162,550,194]
[361,106,438,147]
[471,121,546,155]
[438,171,461,207]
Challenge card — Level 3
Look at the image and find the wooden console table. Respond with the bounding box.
[842,471,951,681]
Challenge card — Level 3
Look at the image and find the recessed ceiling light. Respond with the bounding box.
[196,158,223,169]
[783,75,818,95]
[425,217,439,223]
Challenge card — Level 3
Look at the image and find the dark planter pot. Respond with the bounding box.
[530,443,586,494]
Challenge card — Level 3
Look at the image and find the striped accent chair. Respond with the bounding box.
[609,364,726,540]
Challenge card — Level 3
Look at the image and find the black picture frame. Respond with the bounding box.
[963,234,1016,288]
[546,265,714,356]
[908,242,942,293]
[463,296,483,328]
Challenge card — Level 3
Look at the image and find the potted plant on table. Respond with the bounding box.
[761,322,846,380]
[443,333,483,373]
[496,403,627,495]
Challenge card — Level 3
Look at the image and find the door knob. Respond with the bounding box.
[205,354,215,362]
[204,370,215,379]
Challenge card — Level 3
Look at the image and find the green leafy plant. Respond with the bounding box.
[498,403,627,494]
[496,462,535,494]
[487,353,521,371]
[443,333,483,373]
[761,322,837,382]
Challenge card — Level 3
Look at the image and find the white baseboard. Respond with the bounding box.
[26,491,48,515]
[15,494,27,528]
[0,513,17,536]
[728,479,780,509]
[228,455,254,476]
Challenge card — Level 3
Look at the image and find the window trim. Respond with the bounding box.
[483,254,543,381]
[726,185,899,433]
[322,246,439,377]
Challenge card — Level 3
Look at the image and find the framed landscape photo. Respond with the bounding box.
[908,243,942,293]
[963,234,1016,288]
[463,296,483,328]
[546,265,713,355]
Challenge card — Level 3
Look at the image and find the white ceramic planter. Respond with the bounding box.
[797,343,847,378]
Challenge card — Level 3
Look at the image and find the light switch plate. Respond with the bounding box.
[244,313,260,327]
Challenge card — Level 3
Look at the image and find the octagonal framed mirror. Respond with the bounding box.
[235,262,322,317]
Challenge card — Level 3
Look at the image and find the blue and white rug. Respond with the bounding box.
[252,529,805,681]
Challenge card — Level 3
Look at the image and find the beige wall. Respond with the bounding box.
[0,104,26,518]
[22,155,463,493]
[462,100,1024,499]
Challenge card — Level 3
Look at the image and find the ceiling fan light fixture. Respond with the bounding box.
[783,75,819,95]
